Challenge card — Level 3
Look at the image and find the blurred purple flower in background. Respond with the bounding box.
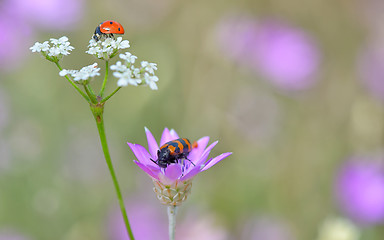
[175,210,229,240]
[107,198,168,240]
[357,0,384,32]
[0,0,83,69]
[240,216,296,240]
[217,15,259,64]
[217,15,321,91]
[0,230,30,240]
[2,0,83,30]
[335,158,384,225]
[0,15,31,70]
[108,200,229,240]
[358,42,384,102]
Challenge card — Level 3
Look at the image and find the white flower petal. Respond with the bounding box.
[117,78,129,87]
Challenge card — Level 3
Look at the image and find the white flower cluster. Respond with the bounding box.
[30,36,74,62]
[86,37,130,60]
[110,52,159,90]
[59,63,100,84]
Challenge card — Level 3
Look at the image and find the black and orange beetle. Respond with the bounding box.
[151,138,197,168]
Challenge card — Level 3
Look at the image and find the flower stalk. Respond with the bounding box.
[99,60,109,97]
[31,34,160,240]
[55,62,90,102]
[167,206,178,240]
[90,103,135,240]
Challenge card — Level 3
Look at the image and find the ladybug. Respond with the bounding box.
[93,20,125,41]
[151,138,197,168]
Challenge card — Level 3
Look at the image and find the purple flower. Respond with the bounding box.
[0,230,30,240]
[251,21,321,91]
[335,158,384,225]
[128,127,232,206]
[217,16,321,91]
[108,200,228,240]
[107,198,168,240]
[176,209,229,240]
[0,14,32,70]
[3,0,84,30]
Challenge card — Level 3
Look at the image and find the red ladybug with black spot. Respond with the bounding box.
[151,138,198,168]
[93,20,125,41]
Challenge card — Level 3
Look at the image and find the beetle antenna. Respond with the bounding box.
[150,158,158,166]
[184,158,195,166]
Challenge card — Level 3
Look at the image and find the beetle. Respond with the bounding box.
[151,138,197,168]
[93,20,125,41]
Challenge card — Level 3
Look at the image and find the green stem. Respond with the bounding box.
[84,85,97,104]
[91,104,135,240]
[167,206,177,240]
[101,87,121,103]
[99,60,109,97]
[55,62,90,102]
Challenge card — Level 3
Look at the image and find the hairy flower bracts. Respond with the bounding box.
[128,127,232,206]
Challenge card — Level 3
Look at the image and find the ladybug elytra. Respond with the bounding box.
[93,20,125,41]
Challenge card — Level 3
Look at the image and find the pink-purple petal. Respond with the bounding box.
[145,127,159,159]
[169,129,179,140]
[164,164,183,181]
[202,141,218,157]
[127,143,157,167]
[147,164,161,173]
[202,152,232,171]
[180,165,204,181]
[194,141,219,167]
[134,160,159,180]
[160,128,171,146]
[127,143,148,162]
[188,136,210,163]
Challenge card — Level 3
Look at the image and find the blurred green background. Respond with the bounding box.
[1,0,384,239]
